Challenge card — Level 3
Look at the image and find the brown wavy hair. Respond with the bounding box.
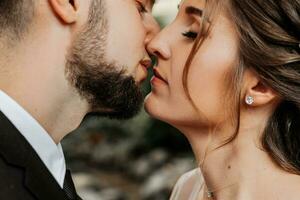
[183,0,300,174]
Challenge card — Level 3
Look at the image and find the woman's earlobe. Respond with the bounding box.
[243,70,278,107]
[49,0,78,24]
[244,81,278,107]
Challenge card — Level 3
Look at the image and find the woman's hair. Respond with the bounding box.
[183,0,300,174]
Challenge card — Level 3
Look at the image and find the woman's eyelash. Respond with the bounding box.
[182,31,198,39]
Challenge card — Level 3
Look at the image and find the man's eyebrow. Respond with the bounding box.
[150,0,155,7]
[185,6,203,17]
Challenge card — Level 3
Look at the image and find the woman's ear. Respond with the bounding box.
[242,69,278,107]
[49,0,79,24]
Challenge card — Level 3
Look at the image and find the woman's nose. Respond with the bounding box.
[146,26,172,60]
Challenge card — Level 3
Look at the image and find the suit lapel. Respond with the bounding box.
[0,112,69,200]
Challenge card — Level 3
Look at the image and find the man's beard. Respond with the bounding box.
[65,0,143,119]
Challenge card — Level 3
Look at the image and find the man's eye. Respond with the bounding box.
[136,1,147,14]
[182,31,198,39]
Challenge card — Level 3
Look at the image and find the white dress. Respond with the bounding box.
[170,168,204,200]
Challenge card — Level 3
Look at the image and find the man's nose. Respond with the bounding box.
[144,16,161,45]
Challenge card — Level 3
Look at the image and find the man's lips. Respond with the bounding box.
[153,67,168,84]
[137,59,152,83]
[140,59,152,69]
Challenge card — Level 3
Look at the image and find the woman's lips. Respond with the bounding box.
[152,67,168,84]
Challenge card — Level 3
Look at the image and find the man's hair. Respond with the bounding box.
[0,0,35,39]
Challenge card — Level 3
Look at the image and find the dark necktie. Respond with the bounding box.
[63,169,77,200]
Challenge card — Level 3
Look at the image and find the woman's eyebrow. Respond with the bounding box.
[185,6,203,17]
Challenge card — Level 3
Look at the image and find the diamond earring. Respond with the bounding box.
[246,96,254,105]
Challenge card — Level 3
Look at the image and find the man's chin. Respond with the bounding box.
[86,107,142,120]
[85,86,144,120]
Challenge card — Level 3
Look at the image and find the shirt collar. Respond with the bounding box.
[0,90,66,188]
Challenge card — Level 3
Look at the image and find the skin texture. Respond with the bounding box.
[65,0,157,119]
[145,0,300,199]
[0,0,159,143]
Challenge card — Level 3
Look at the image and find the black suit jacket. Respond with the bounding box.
[0,112,82,200]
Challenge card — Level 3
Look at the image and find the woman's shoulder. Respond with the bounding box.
[170,168,204,200]
[175,168,202,186]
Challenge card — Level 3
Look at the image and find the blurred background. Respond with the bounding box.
[62,1,196,199]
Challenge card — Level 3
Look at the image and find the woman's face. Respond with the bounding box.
[145,0,239,128]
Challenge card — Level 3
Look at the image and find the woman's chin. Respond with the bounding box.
[144,94,160,117]
[144,93,168,121]
[144,92,197,126]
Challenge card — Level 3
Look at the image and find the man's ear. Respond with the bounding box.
[49,0,79,24]
[242,69,278,107]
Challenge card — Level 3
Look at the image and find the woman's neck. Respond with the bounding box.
[177,114,300,200]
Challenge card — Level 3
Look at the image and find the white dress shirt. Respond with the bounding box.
[0,90,66,188]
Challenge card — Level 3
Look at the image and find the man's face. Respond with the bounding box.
[66,0,159,119]
[105,0,158,83]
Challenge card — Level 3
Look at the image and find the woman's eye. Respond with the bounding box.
[182,31,198,40]
[136,1,147,14]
